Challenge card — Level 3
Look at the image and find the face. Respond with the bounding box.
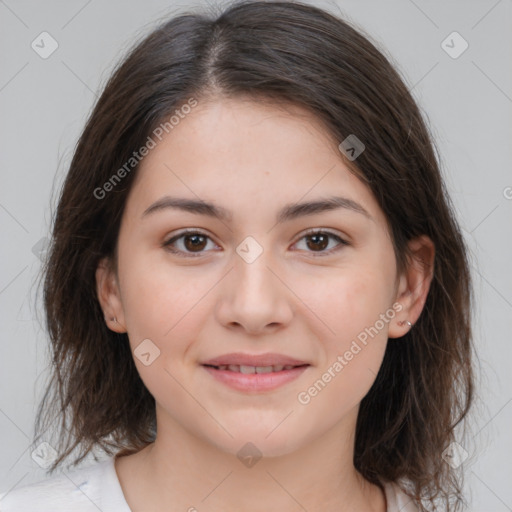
[98,96,408,457]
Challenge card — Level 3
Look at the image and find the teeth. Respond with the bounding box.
[255,366,274,374]
[215,364,297,373]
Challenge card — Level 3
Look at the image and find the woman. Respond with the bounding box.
[0,1,475,510]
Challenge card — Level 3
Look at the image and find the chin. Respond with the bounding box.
[211,433,306,461]
[206,416,314,460]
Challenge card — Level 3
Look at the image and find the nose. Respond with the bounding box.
[214,247,294,335]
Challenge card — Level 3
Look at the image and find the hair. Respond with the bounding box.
[34,1,476,510]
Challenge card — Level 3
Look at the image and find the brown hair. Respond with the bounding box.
[34,1,476,510]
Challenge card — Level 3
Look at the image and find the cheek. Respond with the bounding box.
[118,261,209,407]
[294,271,392,418]
[295,258,395,397]
[119,247,207,336]
[116,259,210,396]
[302,266,393,343]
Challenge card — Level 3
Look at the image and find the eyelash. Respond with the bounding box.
[162,228,349,258]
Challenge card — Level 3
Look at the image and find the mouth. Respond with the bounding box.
[201,361,310,392]
[202,363,309,373]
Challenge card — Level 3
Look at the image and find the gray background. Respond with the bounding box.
[1,0,511,509]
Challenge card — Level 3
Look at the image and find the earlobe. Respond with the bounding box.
[388,235,435,339]
[95,257,127,333]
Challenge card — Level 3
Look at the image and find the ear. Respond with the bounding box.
[388,235,435,339]
[95,256,126,333]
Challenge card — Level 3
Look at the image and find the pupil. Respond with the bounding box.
[307,234,328,251]
[185,234,206,251]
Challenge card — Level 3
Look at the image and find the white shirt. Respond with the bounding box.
[0,457,418,511]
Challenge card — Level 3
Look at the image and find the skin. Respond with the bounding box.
[96,96,435,512]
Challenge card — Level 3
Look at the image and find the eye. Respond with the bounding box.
[163,229,219,257]
[292,229,349,256]
[163,228,349,258]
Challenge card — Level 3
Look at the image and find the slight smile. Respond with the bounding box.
[201,352,311,392]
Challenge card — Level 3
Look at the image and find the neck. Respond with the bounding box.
[115,405,386,512]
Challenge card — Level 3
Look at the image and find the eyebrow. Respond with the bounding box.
[141,195,372,223]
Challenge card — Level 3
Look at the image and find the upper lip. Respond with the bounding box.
[201,352,309,367]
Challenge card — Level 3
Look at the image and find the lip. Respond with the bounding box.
[201,352,309,367]
[202,364,309,392]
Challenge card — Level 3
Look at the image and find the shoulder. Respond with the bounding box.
[382,480,419,512]
[0,457,130,512]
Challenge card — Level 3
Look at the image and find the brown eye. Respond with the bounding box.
[305,233,329,251]
[293,230,348,256]
[182,234,207,252]
[163,230,217,257]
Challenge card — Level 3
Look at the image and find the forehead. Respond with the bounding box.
[125,96,386,229]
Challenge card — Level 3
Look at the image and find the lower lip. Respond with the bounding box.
[202,365,309,392]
